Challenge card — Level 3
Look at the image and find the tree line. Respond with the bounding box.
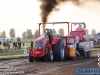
[0,28,97,39]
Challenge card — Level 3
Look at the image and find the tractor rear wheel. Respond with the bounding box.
[47,50,53,62]
[53,39,65,61]
[29,54,34,62]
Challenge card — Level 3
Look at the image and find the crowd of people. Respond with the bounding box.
[12,41,22,50]
[0,40,23,51]
[0,40,34,51]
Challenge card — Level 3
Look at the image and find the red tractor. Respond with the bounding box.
[29,22,94,62]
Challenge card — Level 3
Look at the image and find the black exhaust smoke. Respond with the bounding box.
[39,0,59,31]
[38,0,100,31]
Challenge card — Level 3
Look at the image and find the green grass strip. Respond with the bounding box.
[92,48,100,50]
[0,54,29,59]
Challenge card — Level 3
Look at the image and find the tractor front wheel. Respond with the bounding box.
[29,54,34,62]
[53,39,65,61]
[47,50,53,62]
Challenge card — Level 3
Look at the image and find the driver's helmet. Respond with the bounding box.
[44,29,51,34]
[79,24,82,28]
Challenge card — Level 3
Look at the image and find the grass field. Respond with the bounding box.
[22,39,35,43]
[0,54,29,60]
[92,48,100,50]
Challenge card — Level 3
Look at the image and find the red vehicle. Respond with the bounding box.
[29,22,94,62]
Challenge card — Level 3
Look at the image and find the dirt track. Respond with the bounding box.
[0,50,99,75]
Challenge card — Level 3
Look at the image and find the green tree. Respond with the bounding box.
[33,29,39,39]
[0,31,6,38]
[22,31,26,39]
[26,29,33,39]
[91,29,96,35]
[2,31,6,38]
[9,28,15,38]
[58,28,64,36]
[51,28,56,34]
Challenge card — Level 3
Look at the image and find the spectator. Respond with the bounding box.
[22,42,25,49]
[13,41,17,50]
[17,42,19,50]
[0,41,1,45]
[15,42,18,50]
[22,42,25,47]
[13,41,15,50]
[3,40,5,51]
[31,40,33,49]
[0,41,1,48]
[8,41,10,50]
[18,41,21,50]
[4,40,9,51]
[19,42,21,50]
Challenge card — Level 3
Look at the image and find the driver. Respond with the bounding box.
[75,24,87,41]
[75,25,84,31]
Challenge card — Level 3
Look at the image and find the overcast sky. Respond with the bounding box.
[0,0,100,38]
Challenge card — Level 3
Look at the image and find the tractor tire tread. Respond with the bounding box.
[53,39,64,61]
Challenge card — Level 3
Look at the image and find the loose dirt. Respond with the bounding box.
[0,50,98,75]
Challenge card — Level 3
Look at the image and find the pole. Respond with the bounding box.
[68,23,70,45]
[39,23,41,37]
[71,23,72,31]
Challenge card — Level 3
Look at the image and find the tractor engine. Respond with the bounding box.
[34,29,53,51]
[29,29,54,58]
[43,29,53,43]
